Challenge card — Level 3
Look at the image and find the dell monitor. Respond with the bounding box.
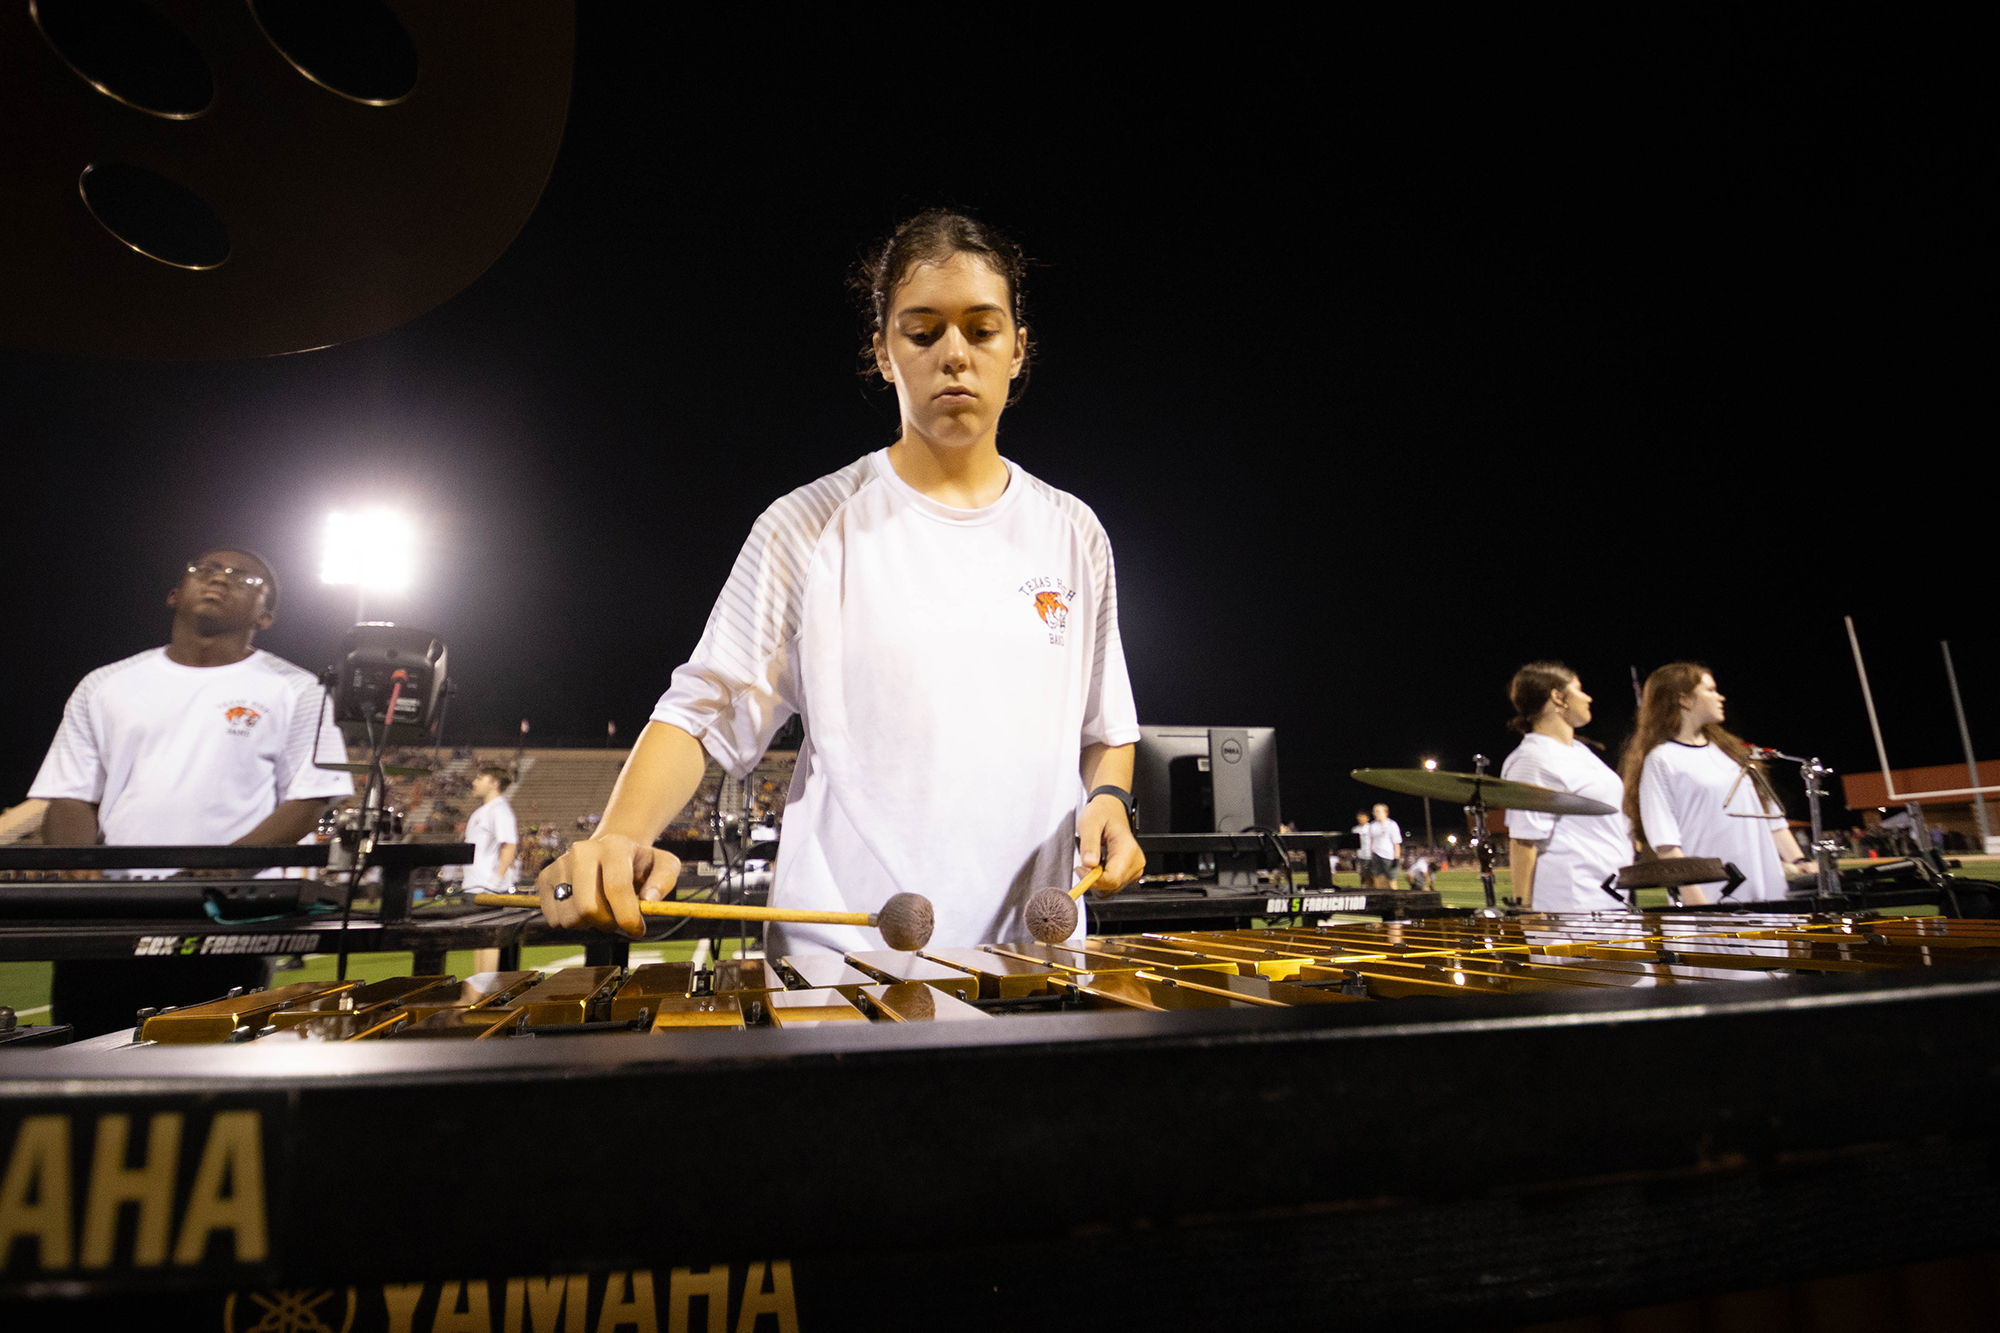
[1132,725,1281,835]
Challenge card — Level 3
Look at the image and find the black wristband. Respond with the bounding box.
[1088,785,1137,824]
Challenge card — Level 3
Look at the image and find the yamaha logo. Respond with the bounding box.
[222,1287,355,1333]
[1220,739,1243,763]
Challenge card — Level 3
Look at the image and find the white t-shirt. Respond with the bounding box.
[464,798,520,890]
[1362,819,1403,860]
[1500,732,1633,912]
[1638,740,1789,901]
[652,450,1141,955]
[29,649,354,855]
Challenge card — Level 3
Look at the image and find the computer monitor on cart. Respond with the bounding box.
[1132,725,1280,835]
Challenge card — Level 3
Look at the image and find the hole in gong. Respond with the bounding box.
[79,163,230,269]
[29,0,214,119]
[251,0,419,106]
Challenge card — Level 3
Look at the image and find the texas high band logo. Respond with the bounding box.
[1018,576,1076,646]
[223,702,264,736]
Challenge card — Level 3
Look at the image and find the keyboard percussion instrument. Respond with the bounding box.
[8,903,2000,1330]
[97,909,2000,1049]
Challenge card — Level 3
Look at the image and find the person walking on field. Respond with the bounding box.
[1362,803,1403,889]
[463,765,519,970]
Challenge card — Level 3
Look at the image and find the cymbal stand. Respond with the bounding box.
[1465,754,1501,915]
[1759,748,1841,897]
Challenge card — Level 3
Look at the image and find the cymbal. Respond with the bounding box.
[1351,768,1618,816]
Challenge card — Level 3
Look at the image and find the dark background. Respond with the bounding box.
[0,13,1984,833]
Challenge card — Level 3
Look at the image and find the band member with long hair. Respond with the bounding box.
[1621,663,1812,903]
[534,209,1144,952]
[1499,662,1632,911]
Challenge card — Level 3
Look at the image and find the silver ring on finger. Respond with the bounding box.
[553,882,573,901]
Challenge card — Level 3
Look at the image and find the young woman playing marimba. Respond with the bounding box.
[534,210,1145,955]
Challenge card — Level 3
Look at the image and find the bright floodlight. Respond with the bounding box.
[1423,758,1437,771]
[321,510,415,593]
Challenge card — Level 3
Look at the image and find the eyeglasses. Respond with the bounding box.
[186,562,268,589]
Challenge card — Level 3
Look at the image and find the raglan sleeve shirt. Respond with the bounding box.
[1076,506,1140,750]
[649,451,1140,954]
[653,457,1140,772]
[29,648,352,849]
[278,664,359,804]
[30,673,110,805]
[650,471,848,777]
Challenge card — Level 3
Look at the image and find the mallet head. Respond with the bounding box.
[874,892,935,951]
[1024,886,1079,944]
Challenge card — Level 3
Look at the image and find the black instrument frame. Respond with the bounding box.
[2,960,1997,1328]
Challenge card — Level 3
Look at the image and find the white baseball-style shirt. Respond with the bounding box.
[1638,740,1789,902]
[1500,732,1633,912]
[464,798,520,890]
[29,649,354,858]
[652,449,1141,956]
[1362,819,1403,860]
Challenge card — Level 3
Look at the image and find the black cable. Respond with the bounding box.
[1243,825,1295,888]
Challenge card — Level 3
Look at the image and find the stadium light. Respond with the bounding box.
[321,509,415,622]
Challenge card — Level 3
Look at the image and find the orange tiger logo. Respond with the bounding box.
[225,706,261,727]
[1034,591,1068,629]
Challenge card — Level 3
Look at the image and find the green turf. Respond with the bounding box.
[0,961,52,1016]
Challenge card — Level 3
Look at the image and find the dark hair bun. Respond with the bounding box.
[853,209,1033,405]
[1505,661,1575,735]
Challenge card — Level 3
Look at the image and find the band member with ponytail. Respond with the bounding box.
[1622,663,1812,902]
[534,209,1144,953]
[1498,662,1632,911]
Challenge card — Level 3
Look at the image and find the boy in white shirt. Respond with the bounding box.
[1363,804,1403,889]
[534,211,1146,953]
[30,548,353,1035]
[463,766,521,893]
[463,765,520,971]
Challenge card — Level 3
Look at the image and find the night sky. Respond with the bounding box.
[2,14,1985,833]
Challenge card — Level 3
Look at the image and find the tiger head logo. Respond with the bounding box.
[1033,591,1068,629]
[225,706,261,728]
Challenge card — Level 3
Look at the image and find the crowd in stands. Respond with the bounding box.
[515,823,566,880]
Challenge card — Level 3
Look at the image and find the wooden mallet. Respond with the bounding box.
[473,890,936,951]
[1023,866,1103,944]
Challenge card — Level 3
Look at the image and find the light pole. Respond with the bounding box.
[1421,757,1437,856]
[1942,641,1991,850]
[320,509,416,625]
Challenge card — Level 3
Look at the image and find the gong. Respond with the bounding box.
[0,0,575,358]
